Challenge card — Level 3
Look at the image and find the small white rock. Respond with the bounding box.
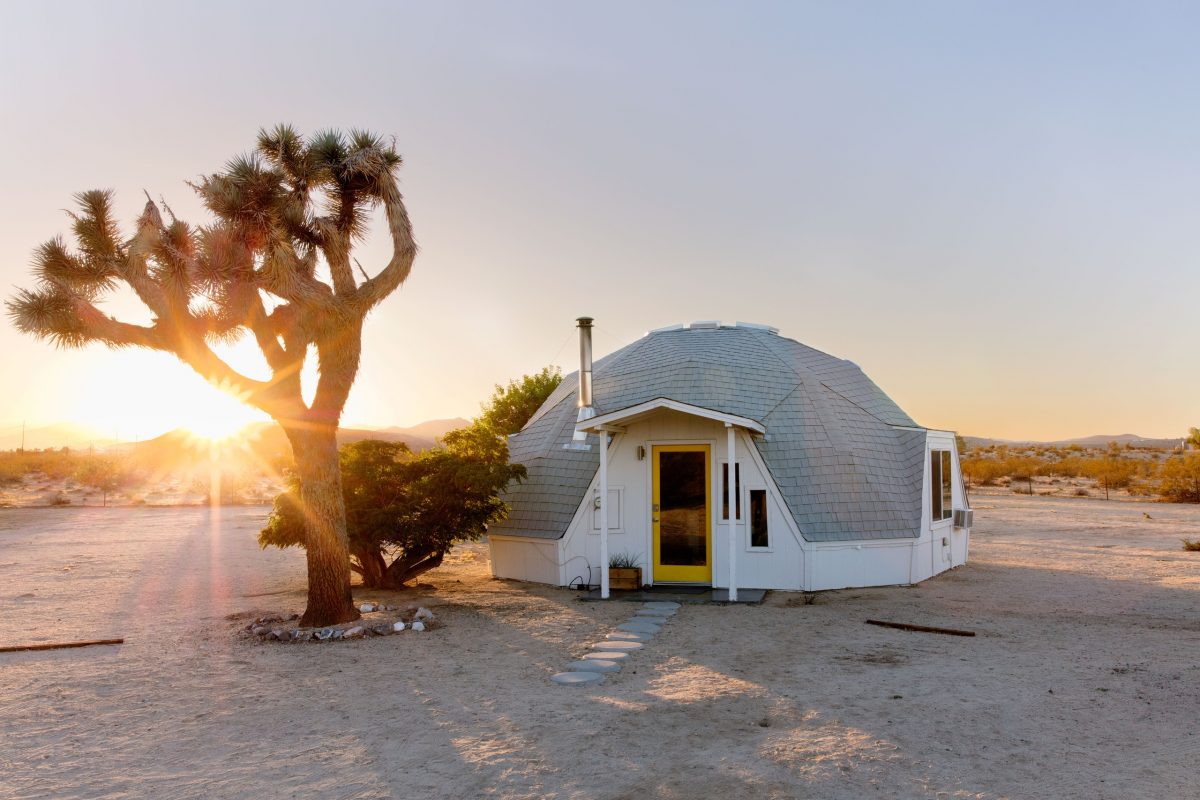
[415,607,434,621]
[359,603,376,613]
[392,621,406,632]
[411,620,426,632]
[342,626,365,639]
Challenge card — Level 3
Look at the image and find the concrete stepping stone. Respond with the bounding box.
[569,659,620,673]
[590,640,643,651]
[584,650,630,662]
[643,602,680,610]
[617,621,662,634]
[606,631,652,642]
[552,671,604,686]
[635,608,675,618]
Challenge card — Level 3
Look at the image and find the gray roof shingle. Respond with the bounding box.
[491,325,929,542]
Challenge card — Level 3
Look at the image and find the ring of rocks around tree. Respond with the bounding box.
[241,602,438,643]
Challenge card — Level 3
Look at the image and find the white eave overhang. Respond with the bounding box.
[574,398,766,435]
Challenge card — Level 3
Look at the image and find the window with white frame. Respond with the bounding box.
[721,462,741,520]
[930,450,953,522]
[749,489,769,548]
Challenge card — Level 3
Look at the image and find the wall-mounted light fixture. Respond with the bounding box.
[636,445,645,461]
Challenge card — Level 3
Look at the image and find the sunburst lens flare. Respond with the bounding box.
[179,379,262,445]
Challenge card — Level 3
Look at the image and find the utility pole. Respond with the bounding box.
[20,421,25,451]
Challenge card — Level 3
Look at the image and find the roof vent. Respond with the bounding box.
[688,320,720,330]
[734,321,779,334]
[647,323,686,335]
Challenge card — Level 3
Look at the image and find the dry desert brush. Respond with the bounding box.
[6,125,417,626]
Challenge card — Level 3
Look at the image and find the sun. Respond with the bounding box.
[184,412,252,443]
[178,379,268,444]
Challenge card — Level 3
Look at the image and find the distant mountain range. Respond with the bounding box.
[116,419,470,478]
[5,420,1183,455]
[0,418,470,454]
[964,433,1185,450]
[0,422,107,451]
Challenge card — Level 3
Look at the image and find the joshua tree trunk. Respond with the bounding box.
[286,424,359,626]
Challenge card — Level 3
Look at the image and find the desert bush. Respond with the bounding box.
[1087,457,1139,491]
[73,455,138,506]
[0,460,22,484]
[1159,454,1200,503]
[1073,488,1089,497]
[962,456,1009,486]
[1183,539,1200,552]
[0,447,79,482]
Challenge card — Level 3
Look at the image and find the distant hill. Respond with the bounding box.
[125,420,453,475]
[964,433,1184,450]
[380,417,469,442]
[0,422,109,451]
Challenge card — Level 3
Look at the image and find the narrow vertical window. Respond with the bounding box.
[941,450,953,520]
[721,462,741,520]
[931,450,953,522]
[749,489,768,548]
[930,451,943,521]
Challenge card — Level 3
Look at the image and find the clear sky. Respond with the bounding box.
[1,1,1197,442]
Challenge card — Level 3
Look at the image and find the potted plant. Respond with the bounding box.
[608,551,642,591]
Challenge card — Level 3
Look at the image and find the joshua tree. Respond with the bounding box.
[7,126,417,626]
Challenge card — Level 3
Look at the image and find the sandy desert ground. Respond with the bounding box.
[1,494,1198,799]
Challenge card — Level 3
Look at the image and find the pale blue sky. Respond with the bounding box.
[1,1,1197,440]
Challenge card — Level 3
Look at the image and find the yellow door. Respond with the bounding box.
[652,444,712,583]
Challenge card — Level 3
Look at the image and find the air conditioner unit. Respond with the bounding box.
[952,508,973,528]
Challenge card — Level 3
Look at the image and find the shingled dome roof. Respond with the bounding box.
[490,324,929,542]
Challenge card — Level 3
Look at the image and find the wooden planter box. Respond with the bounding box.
[609,567,642,591]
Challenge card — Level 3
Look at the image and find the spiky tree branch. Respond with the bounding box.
[7,125,418,426]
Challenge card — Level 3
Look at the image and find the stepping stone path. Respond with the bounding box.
[551,671,604,686]
[550,601,680,686]
[589,640,643,651]
[568,659,621,673]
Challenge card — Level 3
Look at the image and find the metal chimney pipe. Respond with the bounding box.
[570,317,596,446]
[576,317,594,410]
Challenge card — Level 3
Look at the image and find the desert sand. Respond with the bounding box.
[1,494,1197,799]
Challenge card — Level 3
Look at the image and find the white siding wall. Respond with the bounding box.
[487,536,561,585]
[923,430,971,578]
[806,539,923,591]
[490,414,971,591]
[557,410,806,590]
